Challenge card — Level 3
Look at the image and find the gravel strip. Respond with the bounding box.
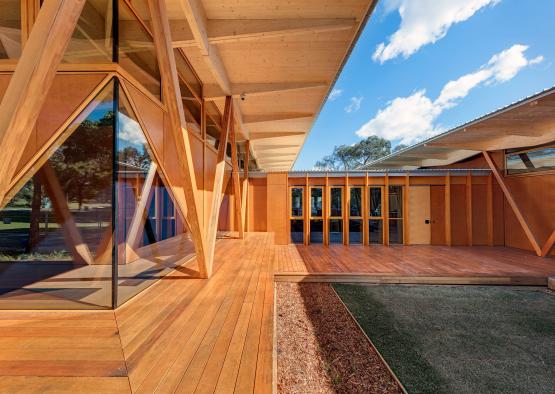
[276,282,403,393]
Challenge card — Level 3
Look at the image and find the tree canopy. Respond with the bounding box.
[314,136,396,170]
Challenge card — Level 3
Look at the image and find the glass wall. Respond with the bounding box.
[310,187,323,244]
[119,0,161,99]
[388,186,403,244]
[0,0,21,59]
[349,187,362,244]
[290,187,303,244]
[0,81,115,309]
[115,86,192,306]
[206,101,222,149]
[506,144,555,175]
[369,187,383,244]
[64,0,114,63]
[175,49,202,135]
[329,187,343,244]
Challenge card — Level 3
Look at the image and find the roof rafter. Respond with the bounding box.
[203,82,327,100]
[244,112,313,124]
[172,18,356,47]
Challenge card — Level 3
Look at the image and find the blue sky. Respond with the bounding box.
[294,0,555,169]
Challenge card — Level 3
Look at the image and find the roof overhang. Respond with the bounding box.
[363,86,555,169]
[166,0,378,171]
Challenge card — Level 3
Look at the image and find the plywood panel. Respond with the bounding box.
[472,184,488,245]
[430,185,446,245]
[249,178,267,232]
[266,173,288,244]
[450,184,468,246]
[408,186,430,245]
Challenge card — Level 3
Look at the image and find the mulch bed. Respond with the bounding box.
[276,282,403,393]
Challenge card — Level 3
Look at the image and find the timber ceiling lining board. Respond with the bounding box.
[167,0,373,170]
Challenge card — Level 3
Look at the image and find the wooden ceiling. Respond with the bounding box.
[166,0,376,171]
[363,87,555,169]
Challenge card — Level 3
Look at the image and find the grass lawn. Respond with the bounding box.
[334,284,555,394]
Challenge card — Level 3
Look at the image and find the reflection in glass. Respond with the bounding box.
[0,1,21,59]
[119,0,161,99]
[290,219,303,244]
[350,188,362,217]
[291,188,303,217]
[329,219,343,244]
[64,0,113,63]
[310,220,323,244]
[177,67,202,135]
[389,220,403,244]
[116,87,192,306]
[506,146,555,175]
[311,188,323,217]
[388,186,403,218]
[369,219,383,244]
[174,48,202,98]
[349,219,362,244]
[0,82,115,309]
[369,187,382,217]
[330,188,342,217]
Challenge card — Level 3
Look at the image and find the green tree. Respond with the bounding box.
[314,136,392,170]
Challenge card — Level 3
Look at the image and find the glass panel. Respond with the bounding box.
[349,219,362,244]
[174,48,202,98]
[329,219,343,244]
[291,188,303,217]
[0,1,21,59]
[0,81,115,309]
[64,0,113,63]
[311,188,323,217]
[369,219,383,244]
[116,87,193,306]
[119,0,161,99]
[369,187,382,217]
[309,220,323,244]
[388,186,403,218]
[506,147,555,175]
[330,187,342,217]
[350,187,362,217]
[290,219,303,244]
[389,220,403,244]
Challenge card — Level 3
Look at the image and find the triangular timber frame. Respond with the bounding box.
[0,0,87,204]
[147,0,210,277]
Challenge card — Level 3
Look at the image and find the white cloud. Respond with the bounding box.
[357,45,542,144]
[373,0,500,63]
[328,88,343,101]
[118,113,147,148]
[345,96,363,113]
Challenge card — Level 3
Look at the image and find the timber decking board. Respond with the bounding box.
[0,233,274,394]
[1,233,554,393]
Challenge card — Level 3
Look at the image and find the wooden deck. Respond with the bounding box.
[275,243,555,285]
[0,233,275,393]
[1,233,554,393]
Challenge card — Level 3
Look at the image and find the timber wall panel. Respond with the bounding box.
[248,178,267,232]
[472,184,488,245]
[450,184,468,246]
[430,185,446,245]
[266,172,288,245]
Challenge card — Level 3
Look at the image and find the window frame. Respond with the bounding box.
[504,143,555,177]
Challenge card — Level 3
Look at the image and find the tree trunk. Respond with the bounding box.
[28,175,42,253]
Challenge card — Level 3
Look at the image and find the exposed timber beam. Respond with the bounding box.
[482,151,542,256]
[203,82,327,100]
[206,96,233,270]
[0,0,87,204]
[177,0,231,93]
[172,18,356,47]
[250,131,306,140]
[229,121,244,238]
[254,144,299,150]
[241,141,250,231]
[148,0,209,277]
[244,112,313,124]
